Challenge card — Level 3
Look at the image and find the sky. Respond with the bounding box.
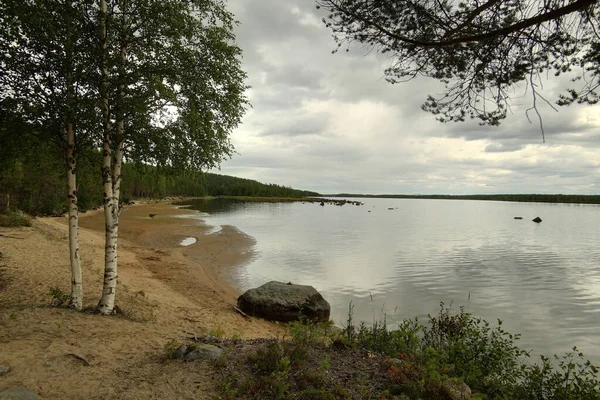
[211,0,600,195]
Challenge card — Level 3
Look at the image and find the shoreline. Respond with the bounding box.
[78,201,255,304]
[0,201,284,399]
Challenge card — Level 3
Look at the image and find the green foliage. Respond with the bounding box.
[163,339,181,360]
[0,211,32,227]
[49,286,71,307]
[202,173,319,198]
[288,317,336,347]
[0,153,319,215]
[343,302,600,399]
[318,0,600,125]
[220,320,336,399]
[515,349,600,400]
[208,324,225,339]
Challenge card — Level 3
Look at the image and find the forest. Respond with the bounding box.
[330,193,600,205]
[0,143,319,216]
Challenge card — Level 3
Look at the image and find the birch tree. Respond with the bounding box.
[95,0,248,314]
[0,0,97,310]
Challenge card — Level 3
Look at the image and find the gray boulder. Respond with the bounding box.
[182,344,223,361]
[442,379,472,400]
[237,281,330,322]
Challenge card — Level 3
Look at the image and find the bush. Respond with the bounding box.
[0,211,32,227]
[515,349,600,400]
[219,304,600,399]
[49,286,70,307]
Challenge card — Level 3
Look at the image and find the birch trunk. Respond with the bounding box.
[97,0,117,315]
[98,137,118,314]
[66,121,83,311]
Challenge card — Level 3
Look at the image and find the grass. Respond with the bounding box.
[0,211,33,227]
[49,286,71,307]
[215,304,600,399]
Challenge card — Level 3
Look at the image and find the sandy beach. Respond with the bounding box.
[0,201,283,399]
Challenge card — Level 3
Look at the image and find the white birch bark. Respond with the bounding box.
[97,0,117,315]
[66,120,83,311]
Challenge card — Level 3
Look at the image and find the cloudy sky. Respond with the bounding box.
[212,0,600,195]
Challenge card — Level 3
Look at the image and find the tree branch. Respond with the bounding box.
[325,0,596,47]
[443,0,502,38]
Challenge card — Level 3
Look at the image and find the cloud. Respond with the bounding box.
[216,0,600,195]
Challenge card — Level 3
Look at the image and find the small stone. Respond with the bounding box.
[532,216,542,223]
[0,365,9,375]
[183,344,223,361]
[0,386,39,400]
[174,344,188,360]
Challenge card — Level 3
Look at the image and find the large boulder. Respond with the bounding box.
[237,281,330,322]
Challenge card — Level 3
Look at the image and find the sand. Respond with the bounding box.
[0,201,284,399]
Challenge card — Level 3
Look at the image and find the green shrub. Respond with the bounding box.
[248,342,292,376]
[345,302,600,399]
[49,286,70,307]
[514,349,600,400]
[0,211,32,227]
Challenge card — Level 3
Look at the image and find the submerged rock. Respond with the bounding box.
[237,281,330,322]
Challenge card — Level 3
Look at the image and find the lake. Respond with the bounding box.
[181,197,600,363]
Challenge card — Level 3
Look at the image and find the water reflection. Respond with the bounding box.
[181,197,600,363]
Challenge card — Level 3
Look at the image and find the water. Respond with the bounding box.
[181,197,600,363]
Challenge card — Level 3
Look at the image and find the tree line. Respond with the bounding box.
[329,193,600,205]
[0,145,318,216]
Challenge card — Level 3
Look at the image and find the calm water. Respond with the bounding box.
[181,198,600,363]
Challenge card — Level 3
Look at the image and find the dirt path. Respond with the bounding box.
[0,201,283,399]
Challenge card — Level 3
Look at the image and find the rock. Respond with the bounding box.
[532,216,542,223]
[0,365,9,375]
[149,213,157,218]
[319,202,324,206]
[0,386,39,400]
[183,344,223,361]
[237,281,330,322]
[442,379,472,400]
[174,344,188,359]
[514,217,523,220]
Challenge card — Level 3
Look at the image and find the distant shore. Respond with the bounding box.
[325,193,600,204]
